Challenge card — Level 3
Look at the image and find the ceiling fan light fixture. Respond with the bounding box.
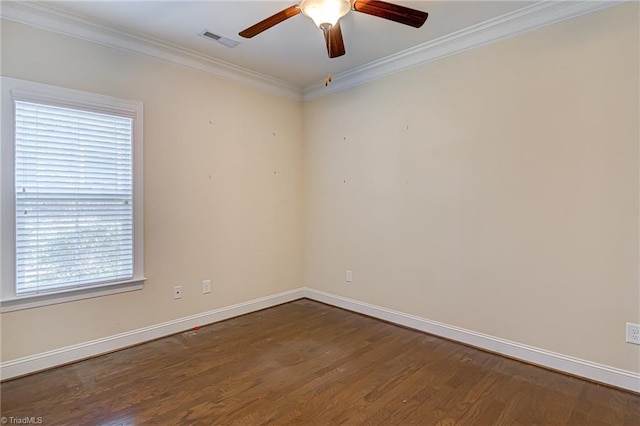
[301,0,351,29]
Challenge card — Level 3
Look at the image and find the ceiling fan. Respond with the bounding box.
[239,0,429,59]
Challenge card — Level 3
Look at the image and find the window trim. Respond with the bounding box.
[1,77,145,312]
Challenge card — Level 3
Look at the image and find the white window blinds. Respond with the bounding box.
[14,101,134,295]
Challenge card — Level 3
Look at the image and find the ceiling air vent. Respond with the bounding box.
[200,30,240,48]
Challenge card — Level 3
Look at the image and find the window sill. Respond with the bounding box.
[0,278,147,313]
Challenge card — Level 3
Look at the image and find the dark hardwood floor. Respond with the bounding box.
[1,299,638,425]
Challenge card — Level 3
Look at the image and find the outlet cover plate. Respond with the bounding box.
[626,322,640,345]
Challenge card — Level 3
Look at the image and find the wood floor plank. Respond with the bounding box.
[1,299,638,425]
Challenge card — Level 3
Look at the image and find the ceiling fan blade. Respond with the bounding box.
[352,0,428,28]
[239,5,301,38]
[323,21,346,58]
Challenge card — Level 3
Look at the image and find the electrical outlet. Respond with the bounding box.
[626,323,640,345]
[202,280,211,294]
[173,285,182,299]
[346,270,352,283]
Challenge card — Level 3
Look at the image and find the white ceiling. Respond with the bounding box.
[40,1,532,87]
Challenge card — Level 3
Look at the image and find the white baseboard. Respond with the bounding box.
[0,288,305,380]
[304,288,640,393]
[3,286,638,393]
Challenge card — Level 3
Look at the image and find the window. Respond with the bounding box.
[1,78,145,312]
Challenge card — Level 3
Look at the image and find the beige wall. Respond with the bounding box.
[1,20,304,360]
[303,3,640,372]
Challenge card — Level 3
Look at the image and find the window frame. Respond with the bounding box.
[1,77,145,312]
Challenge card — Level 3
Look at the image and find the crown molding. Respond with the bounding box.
[302,0,626,101]
[0,1,302,100]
